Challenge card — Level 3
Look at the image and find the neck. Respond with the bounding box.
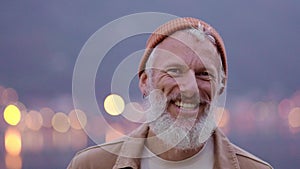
[145,129,205,161]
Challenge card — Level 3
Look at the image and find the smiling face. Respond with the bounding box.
[140,30,223,123]
[139,30,225,149]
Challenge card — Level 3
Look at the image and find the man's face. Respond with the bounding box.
[140,30,224,149]
[143,31,222,124]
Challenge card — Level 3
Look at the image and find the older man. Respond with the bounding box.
[68,17,273,169]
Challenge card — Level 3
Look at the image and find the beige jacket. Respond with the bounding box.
[67,126,272,169]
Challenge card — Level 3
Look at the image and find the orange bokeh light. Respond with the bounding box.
[0,85,5,105]
[68,109,87,130]
[25,110,43,131]
[288,107,300,128]
[278,99,293,120]
[1,88,18,106]
[5,127,22,156]
[52,112,70,133]
[5,154,22,169]
[216,107,230,128]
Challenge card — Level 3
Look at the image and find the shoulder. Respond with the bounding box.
[67,140,124,169]
[231,143,273,169]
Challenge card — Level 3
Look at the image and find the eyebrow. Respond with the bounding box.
[162,62,188,70]
[199,61,218,72]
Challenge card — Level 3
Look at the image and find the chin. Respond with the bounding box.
[149,108,217,150]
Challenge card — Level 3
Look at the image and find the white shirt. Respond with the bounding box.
[141,137,214,169]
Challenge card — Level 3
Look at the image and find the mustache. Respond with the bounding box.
[166,93,210,105]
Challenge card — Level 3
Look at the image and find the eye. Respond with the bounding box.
[196,71,214,80]
[200,71,209,76]
[167,68,181,73]
[166,68,183,76]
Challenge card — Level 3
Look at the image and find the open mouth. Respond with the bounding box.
[174,100,199,111]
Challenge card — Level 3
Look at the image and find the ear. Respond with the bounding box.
[218,77,227,95]
[139,72,149,96]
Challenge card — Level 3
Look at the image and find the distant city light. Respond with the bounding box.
[68,109,87,130]
[0,85,5,105]
[104,94,125,116]
[5,128,22,156]
[1,88,18,106]
[215,107,230,128]
[5,154,22,169]
[278,99,293,120]
[4,104,21,126]
[25,110,43,131]
[288,107,300,128]
[234,100,256,133]
[291,90,300,107]
[52,112,70,133]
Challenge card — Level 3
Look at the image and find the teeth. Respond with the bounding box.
[175,101,198,109]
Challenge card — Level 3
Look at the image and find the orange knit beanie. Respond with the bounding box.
[138,17,227,77]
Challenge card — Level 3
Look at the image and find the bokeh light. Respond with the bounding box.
[233,100,256,134]
[288,107,300,128]
[291,90,300,107]
[0,85,5,105]
[251,102,274,122]
[5,154,22,169]
[104,94,125,116]
[40,107,55,128]
[215,107,230,128]
[68,109,87,130]
[13,101,27,113]
[52,112,70,133]
[278,99,293,120]
[1,88,18,106]
[5,127,22,156]
[25,110,43,131]
[4,104,21,126]
[14,102,28,131]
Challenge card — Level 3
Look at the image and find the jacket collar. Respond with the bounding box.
[113,126,240,169]
[213,129,240,169]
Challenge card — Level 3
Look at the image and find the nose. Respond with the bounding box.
[178,70,199,98]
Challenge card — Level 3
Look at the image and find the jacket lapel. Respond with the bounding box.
[113,124,149,169]
[213,129,240,169]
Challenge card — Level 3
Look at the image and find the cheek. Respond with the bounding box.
[152,75,179,95]
[197,81,216,100]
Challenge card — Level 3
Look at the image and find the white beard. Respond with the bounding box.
[146,89,217,150]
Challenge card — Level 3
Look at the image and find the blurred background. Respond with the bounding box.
[0,1,299,169]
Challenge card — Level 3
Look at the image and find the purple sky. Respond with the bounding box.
[1,1,299,110]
